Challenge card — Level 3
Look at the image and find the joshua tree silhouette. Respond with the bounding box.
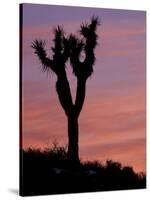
[32,16,100,163]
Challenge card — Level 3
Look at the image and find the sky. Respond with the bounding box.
[21,4,146,173]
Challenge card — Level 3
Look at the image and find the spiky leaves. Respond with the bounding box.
[32,26,70,75]
[32,40,54,73]
[83,16,100,71]
[52,26,71,66]
[52,26,64,60]
[70,16,100,79]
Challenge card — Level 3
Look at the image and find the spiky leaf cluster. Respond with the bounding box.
[32,16,100,79]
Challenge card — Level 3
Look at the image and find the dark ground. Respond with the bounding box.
[20,145,146,196]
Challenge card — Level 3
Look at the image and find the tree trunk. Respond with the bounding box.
[75,78,86,117]
[67,115,79,163]
[56,73,87,164]
[56,72,73,116]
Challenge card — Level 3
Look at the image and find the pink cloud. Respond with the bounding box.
[22,76,146,173]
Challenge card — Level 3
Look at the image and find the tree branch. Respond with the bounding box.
[62,36,70,63]
[79,16,100,77]
[69,35,84,77]
[56,72,73,116]
[52,26,64,61]
[74,78,86,117]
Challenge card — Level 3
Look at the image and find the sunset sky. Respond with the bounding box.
[21,4,146,173]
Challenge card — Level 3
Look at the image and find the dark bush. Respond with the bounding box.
[20,145,146,196]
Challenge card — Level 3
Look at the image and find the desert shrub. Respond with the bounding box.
[20,145,146,196]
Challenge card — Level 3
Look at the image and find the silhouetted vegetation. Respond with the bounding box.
[32,17,100,162]
[22,16,147,197]
[20,145,146,196]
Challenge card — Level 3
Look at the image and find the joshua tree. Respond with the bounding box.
[32,17,100,163]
